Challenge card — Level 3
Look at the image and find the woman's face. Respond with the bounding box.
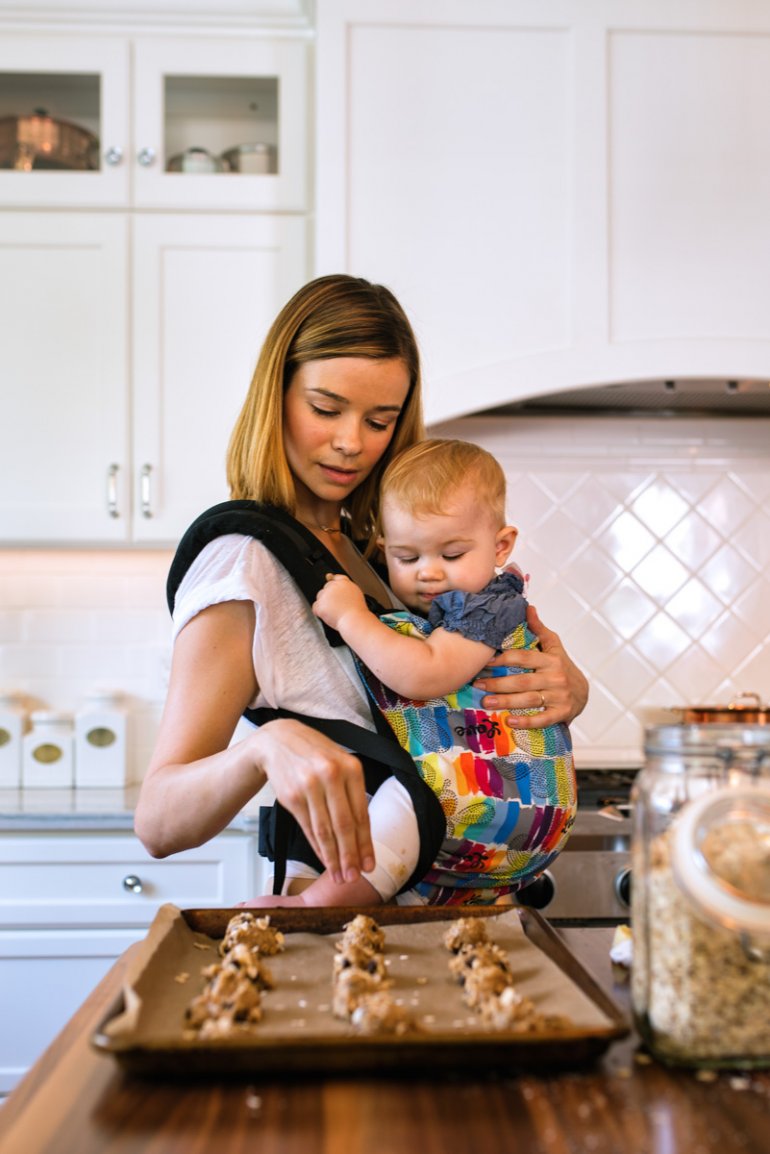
[283,356,410,517]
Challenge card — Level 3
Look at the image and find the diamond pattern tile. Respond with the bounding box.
[440,415,770,765]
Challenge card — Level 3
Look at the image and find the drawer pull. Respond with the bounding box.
[122,874,144,894]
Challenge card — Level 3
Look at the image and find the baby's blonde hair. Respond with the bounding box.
[380,439,507,528]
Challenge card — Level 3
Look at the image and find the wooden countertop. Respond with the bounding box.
[1,928,768,1154]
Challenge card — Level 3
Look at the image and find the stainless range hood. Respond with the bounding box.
[483,378,770,416]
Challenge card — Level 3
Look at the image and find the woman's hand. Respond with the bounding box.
[473,604,588,727]
[252,719,375,884]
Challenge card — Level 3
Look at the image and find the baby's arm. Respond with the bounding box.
[313,575,494,699]
[239,870,382,908]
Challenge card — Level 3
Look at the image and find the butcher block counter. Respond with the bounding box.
[0,924,768,1154]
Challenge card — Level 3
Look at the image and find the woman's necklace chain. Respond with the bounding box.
[298,517,342,534]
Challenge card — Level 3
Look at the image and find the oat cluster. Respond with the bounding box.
[631,824,770,1063]
[443,917,573,1033]
[332,914,419,1035]
[184,913,284,1039]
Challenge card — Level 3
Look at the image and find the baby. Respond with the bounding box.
[255,438,576,907]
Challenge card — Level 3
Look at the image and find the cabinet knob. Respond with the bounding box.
[104,146,123,167]
[137,147,157,168]
[122,874,144,894]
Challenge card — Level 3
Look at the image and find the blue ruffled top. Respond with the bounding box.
[427,568,527,650]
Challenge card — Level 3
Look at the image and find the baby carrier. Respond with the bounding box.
[354,597,577,905]
[166,500,446,896]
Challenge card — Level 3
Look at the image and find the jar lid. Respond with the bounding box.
[646,723,770,755]
[30,709,72,725]
[671,785,770,938]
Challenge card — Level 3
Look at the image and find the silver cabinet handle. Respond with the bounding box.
[104,146,123,167]
[140,463,154,518]
[106,463,120,519]
[137,147,156,167]
[122,874,143,894]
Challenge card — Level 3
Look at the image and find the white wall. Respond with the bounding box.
[2,413,770,772]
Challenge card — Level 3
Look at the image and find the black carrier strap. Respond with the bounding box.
[167,500,446,897]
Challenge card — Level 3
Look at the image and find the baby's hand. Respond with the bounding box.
[312,573,367,630]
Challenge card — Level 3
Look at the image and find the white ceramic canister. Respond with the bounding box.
[0,691,27,788]
[22,710,74,788]
[74,690,128,788]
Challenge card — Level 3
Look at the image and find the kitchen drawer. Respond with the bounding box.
[0,833,260,929]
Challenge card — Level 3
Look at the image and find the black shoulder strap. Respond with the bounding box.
[166,499,364,646]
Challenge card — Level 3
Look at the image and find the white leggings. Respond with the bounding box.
[278,775,421,901]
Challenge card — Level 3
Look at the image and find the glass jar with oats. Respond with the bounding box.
[631,724,770,1068]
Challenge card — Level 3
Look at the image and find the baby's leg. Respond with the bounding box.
[361,776,420,900]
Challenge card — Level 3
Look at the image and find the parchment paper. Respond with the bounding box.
[103,904,613,1048]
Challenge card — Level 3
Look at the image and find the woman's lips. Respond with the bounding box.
[319,464,358,485]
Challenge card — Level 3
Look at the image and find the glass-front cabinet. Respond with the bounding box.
[0,36,130,206]
[0,33,308,210]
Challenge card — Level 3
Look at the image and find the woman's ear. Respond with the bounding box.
[495,525,518,566]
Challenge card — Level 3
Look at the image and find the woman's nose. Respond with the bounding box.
[331,418,362,455]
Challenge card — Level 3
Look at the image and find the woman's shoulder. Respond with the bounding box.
[172,534,294,636]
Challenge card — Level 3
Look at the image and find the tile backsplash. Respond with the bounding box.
[2,414,769,778]
[433,414,770,766]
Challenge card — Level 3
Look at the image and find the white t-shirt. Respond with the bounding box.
[173,533,375,727]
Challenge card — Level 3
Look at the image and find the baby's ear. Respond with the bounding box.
[495,524,518,566]
[376,535,386,552]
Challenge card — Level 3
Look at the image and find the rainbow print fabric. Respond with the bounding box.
[357,613,577,905]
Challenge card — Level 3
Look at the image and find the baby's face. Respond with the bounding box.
[379,489,514,614]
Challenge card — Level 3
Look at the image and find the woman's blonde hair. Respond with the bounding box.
[380,439,507,528]
[226,274,424,540]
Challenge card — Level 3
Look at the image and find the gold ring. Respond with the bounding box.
[539,693,546,709]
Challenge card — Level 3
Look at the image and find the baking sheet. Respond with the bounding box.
[92,904,628,1076]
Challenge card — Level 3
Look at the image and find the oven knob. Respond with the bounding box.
[516,870,555,910]
[614,867,632,908]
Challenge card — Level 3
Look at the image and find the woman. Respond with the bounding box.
[134,275,587,893]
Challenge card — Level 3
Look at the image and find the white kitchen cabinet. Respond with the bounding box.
[130,211,306,541]
[0,212,130,541]
[316,0,770,424]
[0,16,309,546]
[0,31,308,210]
[0,829,264,1092]
[0,34,130,207]
[0,210,307,543]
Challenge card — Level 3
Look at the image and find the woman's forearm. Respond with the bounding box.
[134,735,267,857]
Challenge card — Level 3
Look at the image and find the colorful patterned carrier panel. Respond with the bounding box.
[357,613,577,905]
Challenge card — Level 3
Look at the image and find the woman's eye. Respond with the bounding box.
[367,418,390,432]
[311,405,338,419]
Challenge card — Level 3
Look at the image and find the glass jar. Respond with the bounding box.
[631,724,770,1068]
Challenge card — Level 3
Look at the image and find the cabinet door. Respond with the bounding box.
[0,213,130,542]
[133,36,308,211]
[131,213,307,542]
[0,928,141,1094]
[0,35,130,207]
[315,2,573,425]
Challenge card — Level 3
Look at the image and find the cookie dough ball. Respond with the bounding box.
[443,916,490,954]
[220,912,285,957]
[350,992,418,1037]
